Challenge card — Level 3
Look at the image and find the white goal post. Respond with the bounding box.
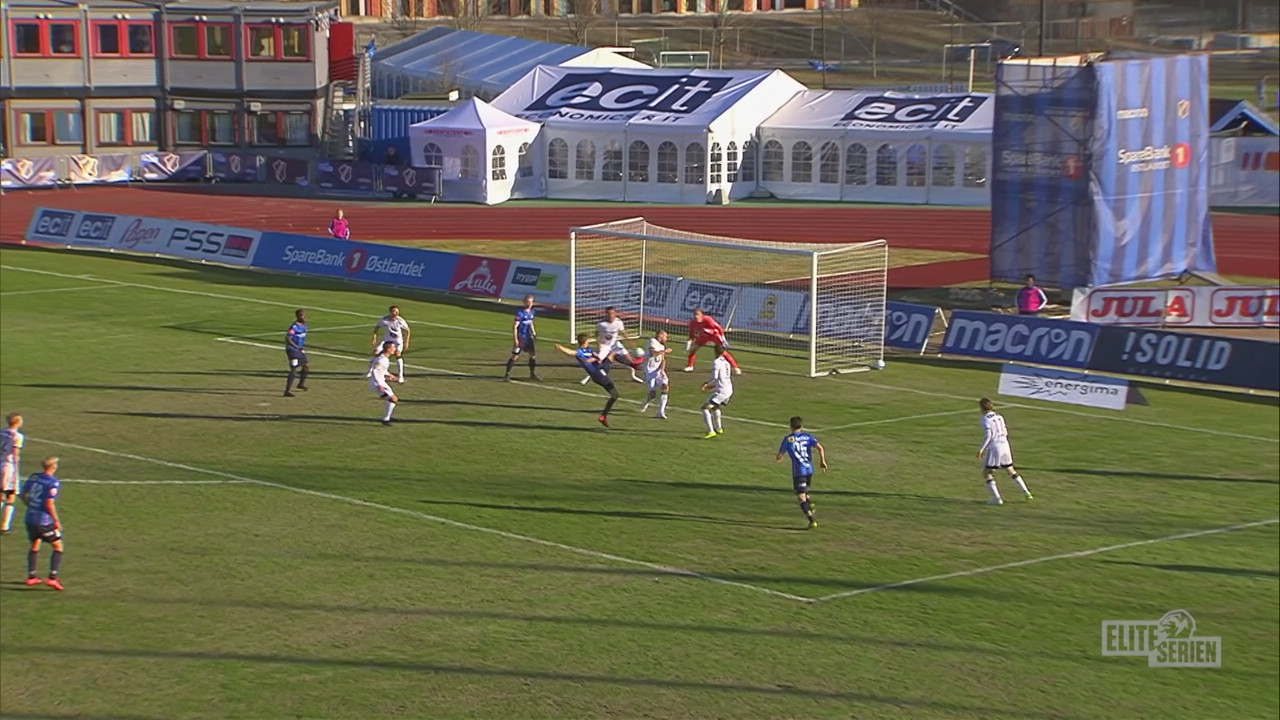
[569,218,889,377]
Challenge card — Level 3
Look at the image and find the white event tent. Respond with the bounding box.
[492,66,806,204]
[758,90,995,205]
[407,98,543,205]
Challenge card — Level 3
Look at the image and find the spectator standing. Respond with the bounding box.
[329,209,351,240]
[1016,275,1048,315]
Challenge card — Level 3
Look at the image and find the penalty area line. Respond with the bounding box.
[31,436,816,604]
[62,478,250,485]
[814,518,1280,603]
[0,284,123,297]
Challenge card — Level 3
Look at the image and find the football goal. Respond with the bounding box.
[569,218,889,376]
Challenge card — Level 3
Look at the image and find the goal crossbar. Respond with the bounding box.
[570,222,885,257]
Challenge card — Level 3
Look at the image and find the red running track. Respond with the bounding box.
[1,186,1275,284]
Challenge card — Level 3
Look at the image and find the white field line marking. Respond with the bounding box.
[63,477,248,485]
[216,336,789,429]
[840,377,1280,444]
[1,284,123,297]
[815,408,973,432]
[814,518,1280,603]
[6,263,1271,441]
[33,436,815,603]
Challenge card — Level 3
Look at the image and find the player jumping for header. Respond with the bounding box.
[580,307,643,385]
[685,308,741,375]
[504,295,541,382]
[777,416,827,529]
[977,398,1033,505]
[557,334,620,427]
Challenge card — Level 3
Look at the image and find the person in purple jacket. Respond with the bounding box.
[329,209,351,240]
[1017,275,1048,315]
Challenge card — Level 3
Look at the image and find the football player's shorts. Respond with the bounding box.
[705,392,733,408]
[984,443,1014,470]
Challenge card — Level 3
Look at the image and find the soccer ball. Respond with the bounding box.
[872,359,886,370]
[634,348,646,358]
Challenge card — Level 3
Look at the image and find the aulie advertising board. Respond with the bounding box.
[1072,286,1280,328]
[1088,325,1280,391]
[252,232,458,291]
[942,310,1100,368]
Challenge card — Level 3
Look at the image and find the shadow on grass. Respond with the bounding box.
[1,381,279,396]
[418,497,777,529]
[1101,560,1279,579]
[1,714,172,720]
[86,410,663,435]
[614,477,969,503]
[118,369,361,381]
[1039,467,1278,485]
[0,645,1082,719]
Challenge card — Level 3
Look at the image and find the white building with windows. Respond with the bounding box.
[757,90,994,205]
[491,66,805,204]
[406,98,541,204]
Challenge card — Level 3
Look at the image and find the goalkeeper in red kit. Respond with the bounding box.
[683,308,742,375]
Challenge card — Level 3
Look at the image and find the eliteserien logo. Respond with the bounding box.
[840,95,987,126]
[524,74,731,115]
[1102,610,1221,668]
[948,317,1095,364]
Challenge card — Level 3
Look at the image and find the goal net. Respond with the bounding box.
[569,218,889,377]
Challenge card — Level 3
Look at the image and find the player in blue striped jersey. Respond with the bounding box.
[284,309,310,397]
[20,456,64,591]
[556,334,620,427]
[776,416,827,529]
[504,295,541,382]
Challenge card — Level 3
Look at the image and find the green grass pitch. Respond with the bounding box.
[0,246,1276,720]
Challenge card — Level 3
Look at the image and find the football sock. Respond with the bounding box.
[602,391,618,417]
[702,409,715,433]
[504,356,516,376]
[658,393,669,415]
[1,502,13,530]
[686,352,697,367]
[298,367,310,387]
[27,550,37,577]
[800,499,814,519]
[397,358,404,378]
[383,401,396,422]
[284,368,296,393]
[528,357,537,374]
[713,408,723,432]
[723,351,740,370]
[986,479,1002,502]
[50,550,62,578]
[1012,474,1030,495]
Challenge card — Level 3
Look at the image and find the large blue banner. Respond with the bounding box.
[1089,326,1279,391]
[942,310,1100,368]
[1090,55,1215,287]
[991,61,1096,289]
[885,301,939,351]
[252,232,458,291]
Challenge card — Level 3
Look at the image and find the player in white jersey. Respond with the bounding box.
[638,330,672,419]
[580,307,643,385]
[977,398,1033,505]
[368,305,411,383]
[0,412,24,533]
[368,342,400,426]
[699,346,734,439]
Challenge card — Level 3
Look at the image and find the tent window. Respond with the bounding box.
[423,142,443,167]
[845,144,867,185]
[964,147,987,188]
[461,145,480,180]
[491,146,507,181]
[576,140,596,181]
[629,140,650,183]
[709,143,723,185]
[603,141,623,182]
[875,144,897,186]
[517,142,534,178]
[548,138,569,180]
[726,141,739,182]
[684,142,706,185]
[819,141,840,184]
[657,141,678,183]
[905,143,927,187]
[932,144,956,186]
[790,141,813,183]
[740,140,756,182]
[762,140,784,182]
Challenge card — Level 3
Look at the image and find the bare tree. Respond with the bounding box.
[562,0,603,46]
[438,0,487,31]
[708,0,752,70]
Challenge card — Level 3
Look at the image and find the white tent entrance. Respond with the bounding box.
[406,98,543,205]
[758,91,994,206]
[493,66,804,204]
